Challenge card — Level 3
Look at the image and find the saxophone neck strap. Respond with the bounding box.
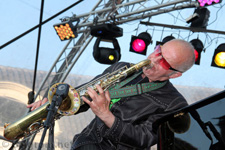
[109,72,167,99]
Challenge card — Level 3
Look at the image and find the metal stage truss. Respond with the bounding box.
[35,0,199,100]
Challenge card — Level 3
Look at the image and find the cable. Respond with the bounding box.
[30,0,45,105]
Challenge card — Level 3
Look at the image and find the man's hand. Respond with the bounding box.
[27,97,48,111]
[82,85,115,128]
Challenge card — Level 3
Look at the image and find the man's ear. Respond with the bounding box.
[169,72,182,79]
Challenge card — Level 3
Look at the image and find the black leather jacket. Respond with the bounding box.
[71,62,188,150]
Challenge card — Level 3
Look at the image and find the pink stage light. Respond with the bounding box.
[132,39,146,53]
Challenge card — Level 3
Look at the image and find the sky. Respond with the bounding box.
[0,0,225,90]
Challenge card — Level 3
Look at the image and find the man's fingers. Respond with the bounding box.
[41,98,48,105]
[82,96,92,106]
[27,99,48,111]
[87,87,96,99]
[31,102,41,111]
[86,85,105,99]
[27,103,34,108]
[105,91,111,102]
[96,85,104,95]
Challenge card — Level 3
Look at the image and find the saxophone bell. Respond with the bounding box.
[3,83,81,140]
[48,83,81,116]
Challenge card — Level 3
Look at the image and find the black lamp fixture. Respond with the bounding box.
[211,44,225,69]
[189,7,210,28]
[53,18,80,41]
[190,38,204,65]
[129,32,152,55]
[90,24,123,39]
[156,35,175,46]
[91,23,123,64]
[93,37,121,64]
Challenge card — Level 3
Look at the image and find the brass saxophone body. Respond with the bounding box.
[3,59,151,140]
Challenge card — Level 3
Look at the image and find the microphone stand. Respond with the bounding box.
[38,84,69,150]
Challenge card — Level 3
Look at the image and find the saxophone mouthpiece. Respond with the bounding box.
[143,60,153,70]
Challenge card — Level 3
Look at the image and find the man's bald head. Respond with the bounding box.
[162,39,195,73]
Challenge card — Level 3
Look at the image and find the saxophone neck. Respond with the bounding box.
[78,59,151,98]
[120,59,151,76]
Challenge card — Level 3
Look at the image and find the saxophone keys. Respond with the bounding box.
[28,122,42,132]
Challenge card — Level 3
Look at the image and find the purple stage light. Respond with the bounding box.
[198,0,221,7]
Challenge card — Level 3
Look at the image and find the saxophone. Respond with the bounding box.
[3,59,151,140]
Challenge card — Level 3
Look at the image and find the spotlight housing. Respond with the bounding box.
[211,44,225,69]
[190,39,204,65]
[156,35,175,46]
[129,32,152,55]
[93,37,121,64]
[190,8,210,28]
[90,24,123,38]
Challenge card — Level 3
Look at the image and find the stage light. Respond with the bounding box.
[90,24,123,38]
[197,0,222,7]
[93,37,121,64]
[53,19,79,41]
[90,24,122,64]
[162,35,175,44]
[190,8,210,28]
[190,39,204,65]
[156,35,175,46]
[129,32,152,55]
[211,44,225,69]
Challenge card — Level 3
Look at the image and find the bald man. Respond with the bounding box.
[28,39,195,150]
